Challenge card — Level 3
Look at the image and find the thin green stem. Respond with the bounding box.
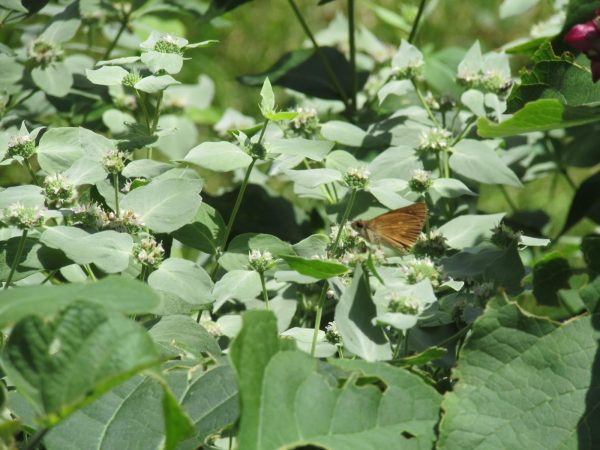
[310,189,358,357]
[83,264,97,281]
[408,0,428,44]
[25,160,39,186]
[451,116,477,146]
[348,0,357,114]
[412,79,440,127]
[287,0,350,110]
[403,329,410,357]
[135,90,151,132]
[24,428,49,450]
[303,159,334,204]
[4,229,28,290]
[500,186,517,212]
[443,150,450,178]
[259,271,270,310]
[41,270,57,285]
[221,158,257,254]
[258,119,269,142]
[113,173,120,217]
[102,11,130,61]
[544,137,576,190]
[150,91,163,135]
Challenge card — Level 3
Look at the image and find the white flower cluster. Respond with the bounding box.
[417,127,452,153]
[2,203,44,229]
[43,174,76,208]
[288,107,319,136]
[325,321,341,345]
[98,209,144,231]
[133,236,164,268]
[102,149,126,174]
[248,249,275,273]
[408,168,433,193]
[387,292,422,315]
[6,134,35,159]
[403,257,442,288]
[343,167,370,190]
[28,39,63,65]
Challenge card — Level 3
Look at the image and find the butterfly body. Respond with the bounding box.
[351,203,427,251]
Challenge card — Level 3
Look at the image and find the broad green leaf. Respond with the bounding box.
[1,301,160,424]
[213,270,261,310]
[438,213,505,249]
[172,203,225,255]
[0,185,44,209]
[183,141,252,172]
[121,178,202,233]
[285,168,342,189]
[320,121,367,146]
[134,75,180,94]
[532,256,571,306]
[219,233,295,272]
[477,99,600,137]
[292,234,329,258]
[280,327,337,358]
[266,138,333,161]
[0,276,160,327]
[335,265,392,361]
[449,140,521,187]
[40,226,132,273]
[431,178,476,198]
[63,158,107,186]
[43,365,238,450]
[562,172,600,232]
[499,0,539,18]
[85,66,128,86]
[31,63,73,97]
[281,255,348,279]
[0,55,24,91]
[438,297,600,450]
[37,127,114,174]
[156,115,199,159]
[147,258,214,308]
[230,310,440,449]
[141,51,184,74]
[122,159,172,179]
[39,1,80,43]
[161,384,195,450]
[149,315,221,359]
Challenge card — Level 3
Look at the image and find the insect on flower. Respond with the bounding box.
[351,203,427,251]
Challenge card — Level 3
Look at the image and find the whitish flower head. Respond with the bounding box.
[403,257,442,288]
[413,229,447,258]
[2,203,44,229]
[71,202,104,228]
[7,134,35,159]
[387,292,423,315]
[408,169,433,193]
[200,312,221,337]
[43,174,76,208]
[98,209,144,232]
[491,223,521,249]
[328,223,362,259]
[133,235,164,268]
[417,127,452,153]
[122,72,141,88]
[391,40,424,80]
[102,149,126,174]
[343,167,370,190]
[248,249,275,272]
[287,107,320,137]
[325,321,341,345]
[28,39,63,65]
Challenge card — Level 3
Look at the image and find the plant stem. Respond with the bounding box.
[135,90,152,133]
[83,264,97,281]
[500,185,517,212]
[4,229,28,290]
[403,329,410,357]
[443,150,450,178]
[408,0,428,44]
[412,79,440,127]
[24,428,49,450]
[150,91,163,135]
[259,271,270,310]
[221,158,257,253]
[348,0,357,114]
[102,10,130,61]
[113,173,120,217]
[451,116,476,146]
[25,160,39,186]
[287,0,350,110]
[544,137,576,190]
[310,189,358,357]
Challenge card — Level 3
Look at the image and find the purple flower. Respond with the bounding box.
[564,11,600,82]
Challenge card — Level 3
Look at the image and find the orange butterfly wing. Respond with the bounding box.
[364,203,427,250]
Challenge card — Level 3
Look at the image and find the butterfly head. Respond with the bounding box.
[351,219,368,238]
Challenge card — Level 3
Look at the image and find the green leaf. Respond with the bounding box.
[320,120,367,146]
[172,203,225,255]
[85,66,128,86]
[562,172,600,232]
[0,276,160,327]
[39,1,80,43]
[40,226,133,273]
[121,178,202,233]
[259,77,275,118]
[37,127,114,174]
[582,235,600,273]
[477,99,600,138]
[31,62,73,97]
[267,138,334,161]
[0,185,44,209]
[161,384,195,450]
[149,315,221,359]
[213,270,261,310]
[281,255,348,279]
[134,75,180,94]
[285,168,342,189]
[141,51,184,75]
[335,265,392,361]
[183,141,252,172]
[449,140,521,187]
[239,47,368,102]
[147,258,214,308]
[532,256,572,306]
[230,310,440,450]
[499,0,539,18]
[431,178,476,198]
[438,297,600,449]
[1,301,160,424]
[438,213,505,249]
[43,365,239,450]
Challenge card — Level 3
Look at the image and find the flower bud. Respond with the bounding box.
[408,169,433,193]
[122,72,141,88]
[325,321,341,345]
[248,249,275,273]
[387,293,421,315]
[133,235,164,268]
[491,223,521,249]
[343,167,370,190]
[154,35,184,54]
[102,149,126,174]
[403,257,442,288]
[413,229,447,258]
[286,107,320,138]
